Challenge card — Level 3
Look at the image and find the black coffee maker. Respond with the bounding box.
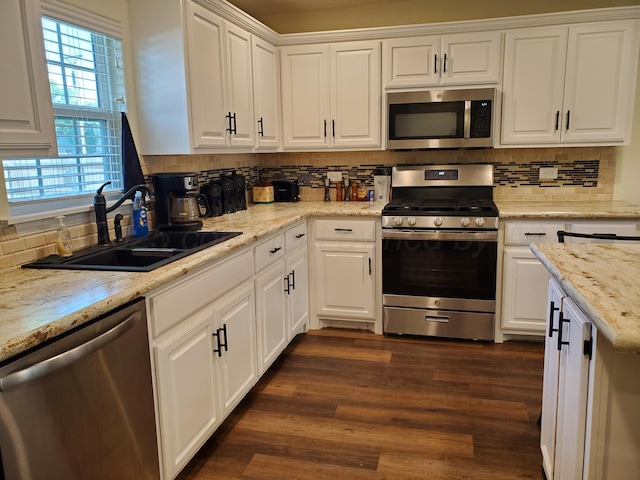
[152,172,208,231]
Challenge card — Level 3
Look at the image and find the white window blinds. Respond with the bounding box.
[2,14,125,202]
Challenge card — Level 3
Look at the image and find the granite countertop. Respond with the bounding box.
[0,201,383,363]
[2,199,640,364]
[531,243,640,353]
[496,200,640,218]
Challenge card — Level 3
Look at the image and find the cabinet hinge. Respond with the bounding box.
[583,336,593,360]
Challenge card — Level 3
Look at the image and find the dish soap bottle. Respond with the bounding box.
[132,191,149,237]
[55,215,73,257]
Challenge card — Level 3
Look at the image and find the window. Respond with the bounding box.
[2,13,125,205]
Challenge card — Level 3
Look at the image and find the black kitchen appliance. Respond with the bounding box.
[272,179,300,202]
[382,164,499,341]
[151,172,207,231]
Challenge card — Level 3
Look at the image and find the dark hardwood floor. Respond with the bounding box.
[177,328,545,479]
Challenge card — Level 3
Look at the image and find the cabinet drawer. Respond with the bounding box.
[285,222,307,253]
[314,219,376,242]
[254,233,286,272]
[504,221,567,245]
[149,250,253,337]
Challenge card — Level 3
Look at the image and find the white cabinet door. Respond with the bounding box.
[185,1,227,149]
[154,309,219,480]
[286,247,309,339]
[382,35,439,88]
[252,37,280,149]
[314,241,376,320]
[0,0,56,158]
[255,260,288,375]
[554,297,592,480]
[330,41,381,148]
[382,32,500,88]
[280,44,330,149]
[540,279,566,480]
[281,41,381,150]
[212,282,258,415]
[440,31,502,85]
[501,246,552,333]
[224,22,255,147]
[561,21,639,143]
[501,27,567,145]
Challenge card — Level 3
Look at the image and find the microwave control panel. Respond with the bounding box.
[470,100,492,138]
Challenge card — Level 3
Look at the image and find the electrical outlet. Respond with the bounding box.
[539,167,558,180]
[327,171,342,182]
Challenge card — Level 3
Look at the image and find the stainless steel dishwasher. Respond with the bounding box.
[0,297,160,480]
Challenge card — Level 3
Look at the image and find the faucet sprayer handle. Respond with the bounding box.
[96,182,112,195]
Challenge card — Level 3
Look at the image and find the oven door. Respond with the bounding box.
[382,229,497,340]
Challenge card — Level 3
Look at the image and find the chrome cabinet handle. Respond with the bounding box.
[425,315,450,323]
[0,311,139,392]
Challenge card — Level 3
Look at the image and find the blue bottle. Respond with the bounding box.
[133,191,149,237]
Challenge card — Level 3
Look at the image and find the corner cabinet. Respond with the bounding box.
[541,278,640,480]
[128,0,258,154]
[310,217,381,333]
[280,41,381,150]
[0,0,56,158]
[501,20,640,146]
[382,31,502,88]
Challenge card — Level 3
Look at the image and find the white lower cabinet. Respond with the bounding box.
[310,218,380,331]
[541,277,640,480]
[500,220,638,337]
[286,247,309,340]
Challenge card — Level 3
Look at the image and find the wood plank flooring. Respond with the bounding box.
[177,329,545,479]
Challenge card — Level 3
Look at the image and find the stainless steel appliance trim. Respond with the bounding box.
[0,311,138,392]
[383,306,495,341]
[386,136,493,149]
[464,100,471,139]
[386,88,497,104]
[382,229,498,242]
[383,294,496,313]
[382,216,499,230]
[391,164,494,187]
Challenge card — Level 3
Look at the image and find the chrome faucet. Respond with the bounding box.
[94,182,152,245]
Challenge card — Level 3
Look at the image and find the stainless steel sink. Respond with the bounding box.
[22,231,242,272]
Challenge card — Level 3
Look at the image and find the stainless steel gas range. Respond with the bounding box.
[382,164,498,341]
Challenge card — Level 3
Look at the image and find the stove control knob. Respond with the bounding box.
[407,217,417,226]
[475,217,486,227]
[434,217,444,226]
[393,217,403,226]
[460,217,471,227]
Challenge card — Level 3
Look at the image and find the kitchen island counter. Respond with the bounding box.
[0,202,383,363]
[531,242,640,353]
[496,199,640,219]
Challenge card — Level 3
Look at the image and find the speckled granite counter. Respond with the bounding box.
[531,243,640,353]
[496,200,640,219]
[0,202,383,363]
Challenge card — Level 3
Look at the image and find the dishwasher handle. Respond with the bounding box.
[0,311,140,392]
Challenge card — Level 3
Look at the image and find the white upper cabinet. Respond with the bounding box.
[252,37,281,150]
[501,20,640,146]
[129,0,257,154]
[0,0,56,158]
[280,41,381,150]
[382,32,502,88]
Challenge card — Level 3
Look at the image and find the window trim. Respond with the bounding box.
[3,0,126,225]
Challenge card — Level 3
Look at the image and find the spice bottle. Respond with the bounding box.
[351,181,358,201]
[336,181,343,201]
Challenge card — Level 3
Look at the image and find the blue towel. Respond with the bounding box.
[121,112,145,191]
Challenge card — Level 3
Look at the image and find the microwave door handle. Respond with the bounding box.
[464,100,471,139]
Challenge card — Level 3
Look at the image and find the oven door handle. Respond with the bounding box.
[425,314,450,323]
[382,229,498,242]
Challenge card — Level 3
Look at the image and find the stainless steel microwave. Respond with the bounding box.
[386,88,497,149]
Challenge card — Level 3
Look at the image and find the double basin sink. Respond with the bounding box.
[23,230,242,272]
